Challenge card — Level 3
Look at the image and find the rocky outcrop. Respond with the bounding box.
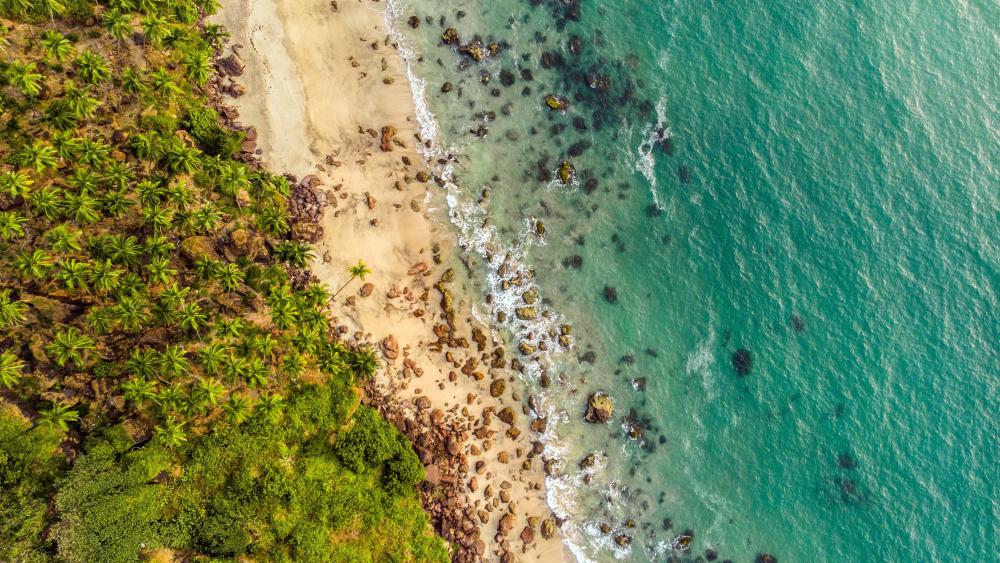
[584,392,613,423]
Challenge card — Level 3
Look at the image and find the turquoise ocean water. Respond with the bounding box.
[386,0,999,560]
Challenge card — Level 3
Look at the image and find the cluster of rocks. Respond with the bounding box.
[288,174,328,243]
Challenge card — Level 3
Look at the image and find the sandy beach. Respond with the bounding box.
[212,0,565,560]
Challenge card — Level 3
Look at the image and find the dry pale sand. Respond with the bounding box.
[214,0,566,560]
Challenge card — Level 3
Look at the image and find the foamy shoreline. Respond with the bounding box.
[212,0,566,560]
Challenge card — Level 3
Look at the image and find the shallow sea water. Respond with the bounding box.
[386,0,999,560]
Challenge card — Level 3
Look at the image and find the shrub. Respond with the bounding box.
[184,106,244,157]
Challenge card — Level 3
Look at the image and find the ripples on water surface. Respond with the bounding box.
[386,0,999,560]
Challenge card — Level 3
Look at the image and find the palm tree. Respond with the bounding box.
[63,81,101,118]
[87,260,121,294]
[333,260,372,298]
[214,318,244,340]
[145,256,176,285]
[154,383,185,415]
[222,394,251,424]
[189,205,222,234]
[136,179,165,206]
[349,347,380,380]
[140,15,171,48]
[159,283,190,307]
[37,0,67,19]
[66,168,100,192]
[154,418,187,448]
[217,263,244,292]
[0,170,33,199]
[86,306,114,334]
[63,190,101,224]
[102,10,133,42]
[56,258,90,290]
[0,211,27,240]
[3,60,44,97]
[197,343,227,375]
[74,51,111,84]
[0,350,26,388]
[47,327,96,368]
[126,348,159,379]
[280,352,305,377]
[202,23,229,50]
[0,291,28,329]
[245,359,269,388]
[28,186,64,220]
[301,283,332,308]
[183,50,213,86]
[275,241,314,268]
[45,225,82,252]
[114,294,150,332]
[103,188,134,217]
[41,31,73,63]
[122,66,146,94]
[142,205,175,233]
[254,333,277,360]
[14,249,53,280]
[106,235,142,266]
[256,393,284,425]
[256,207,290,236]
[163,142,200,174]
[159,345,189,378]
[178,301,208,334]
[37,402,79,432]
[121,377,157,407]
[194,377,225,411]
[16,142,58,173]
[149,67,181,99]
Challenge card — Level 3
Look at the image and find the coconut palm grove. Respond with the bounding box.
[0,1,447,560]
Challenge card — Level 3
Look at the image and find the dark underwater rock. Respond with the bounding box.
[732,348,752,375]
[603,286,618,304]
[756,554,778,563]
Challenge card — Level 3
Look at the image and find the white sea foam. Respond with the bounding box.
[634,96,671,212]
[384,3,591,560]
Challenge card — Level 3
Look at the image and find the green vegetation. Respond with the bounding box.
[0,2,445,561]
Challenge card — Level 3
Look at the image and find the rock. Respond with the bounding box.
[229,229,266,260]
[518,342,536,355]
[407,15,420,28]
[515,307,537,321]
[490,379,506,398]
[544,94,568,111]
[460,40,485,62]
[519,525,535,545]
[365,192,377,209]
[441,28,460,46]
[415,171,430,183]
[23,294,73,325]
[579,453,598,469]
[414,396,431,410]
[498,407,516,425]
[291,221,323,243]
[756,555,778,563]
[732,348,751,375]
[558,160,575,184]
[379,126,396,152]
[585,392,613,424]
[541,518,556,539]
[499,69,516,87]
[441,82,453,93]
[614,534,631,548]
[217,54,244,76]
[358,283,374,297]
[603,286,618,304]
[424,463,442,484]
[180,236,217,262]
[381,335,399,360]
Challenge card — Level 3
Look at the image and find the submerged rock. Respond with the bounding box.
[585,392,613,423]
[731,348,752,375]
[756,555,778,563]
[603,286,618,304]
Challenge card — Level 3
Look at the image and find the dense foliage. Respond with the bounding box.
[0,1,445,561]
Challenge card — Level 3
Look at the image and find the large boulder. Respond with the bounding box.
[584,392,613,424]
[180,236,218,262]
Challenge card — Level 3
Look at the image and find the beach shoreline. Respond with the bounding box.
[211,0,565,560]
